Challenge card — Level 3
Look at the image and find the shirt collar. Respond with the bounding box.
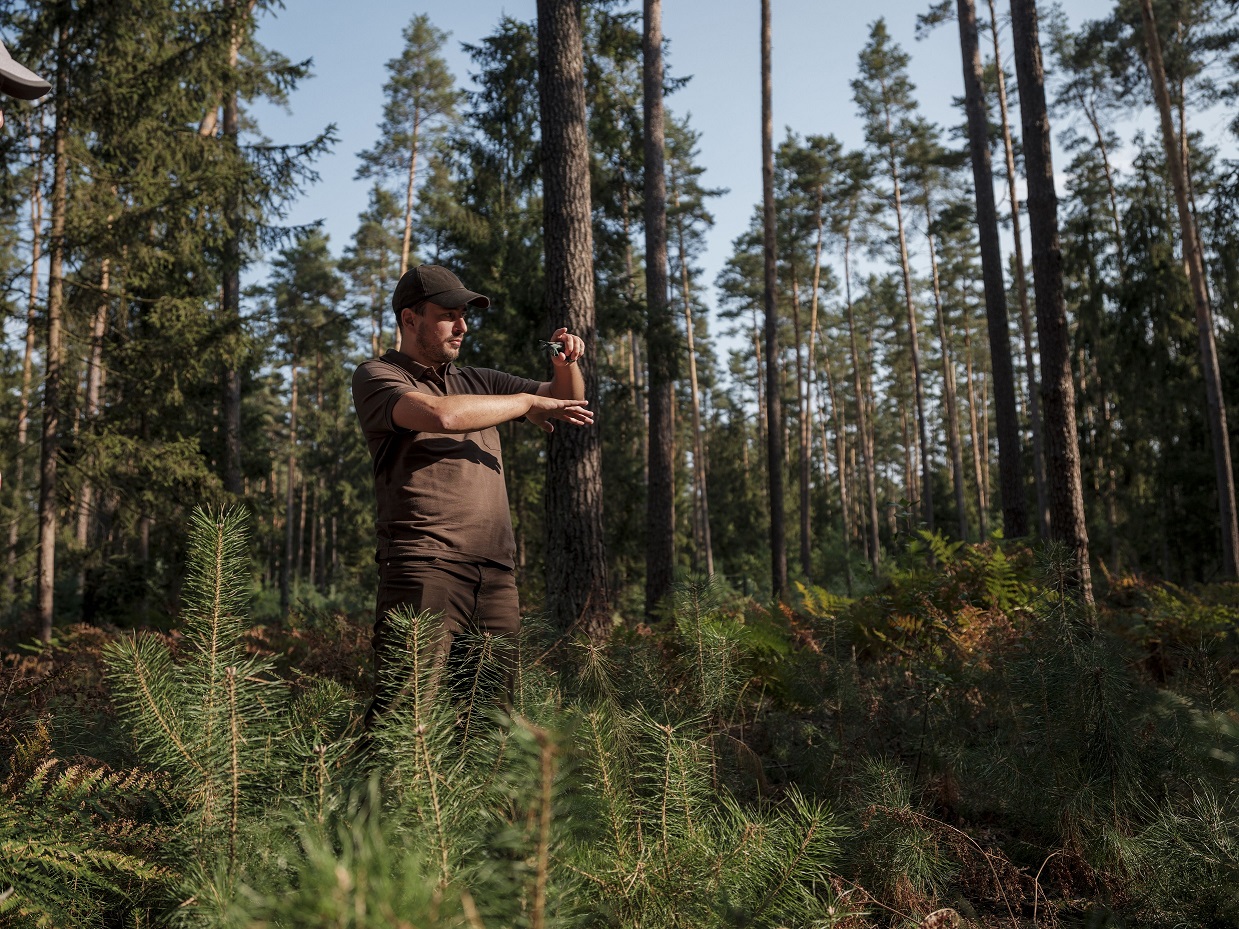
[383,350,458,381]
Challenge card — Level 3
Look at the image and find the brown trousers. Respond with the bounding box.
[365,557,521,730]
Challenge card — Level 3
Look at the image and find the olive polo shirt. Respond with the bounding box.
[351,350,542,568]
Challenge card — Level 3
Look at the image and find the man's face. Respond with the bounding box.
[406,301,469,364]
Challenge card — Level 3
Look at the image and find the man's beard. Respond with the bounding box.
[416,326,460,364]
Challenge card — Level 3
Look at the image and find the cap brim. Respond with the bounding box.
[427,287,491,310]
[0,61,50,100]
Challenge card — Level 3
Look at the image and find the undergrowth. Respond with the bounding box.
[1,515,1236,927]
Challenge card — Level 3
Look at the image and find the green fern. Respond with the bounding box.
[0,758,170,928]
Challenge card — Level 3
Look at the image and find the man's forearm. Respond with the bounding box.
[393,391,536,433]
[544,362,585,401]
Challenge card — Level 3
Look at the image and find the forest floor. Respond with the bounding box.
[2,531,1238,927]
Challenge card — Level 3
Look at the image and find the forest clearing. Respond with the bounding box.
[2,0,1239,925]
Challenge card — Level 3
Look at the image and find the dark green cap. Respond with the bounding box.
[392,264,491,313]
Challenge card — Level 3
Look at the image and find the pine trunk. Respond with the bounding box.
[880,99,933,531]
[761,0,787,596]
[76,258,111,603]
[806,190,830,578]
[959,0,1028,540]
[1010,0,1094,600]
[1138,0,1239,577]
[790,266,811,580]
[281,364,298,617]
[844,230,881,572]
[538,0,611,636]
[965,331,990,537]
[924,194,969,540]
[988,0,1047,538]
[642,0,675,616]
[37,30,69,643]
[6,132,43,600]
[221,0,250,497]
[674,195,714,576]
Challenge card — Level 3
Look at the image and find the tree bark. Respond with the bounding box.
[924,191,969,540]
[879,87,934,532]
[761,0,787,597]
[790,265,811,580]
[965,330,990,538]
[1138,0,1239,577]
[281,364,298,617]
[673,184,714,577]
[76,257,110,604]
[843,228,881,573]
[538,0,611,636]
[37,29,70,642]
[221,0,250,497]
[620,173,649,478]
[1009,0,1093,601]
[959,0,1028,540]
[642,0,675,617]
[802,187,832,582]
[6,125,43,601]
[988,0,1048,538]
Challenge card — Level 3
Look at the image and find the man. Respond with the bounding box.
[351,264,593,728]
[0,40,51,129]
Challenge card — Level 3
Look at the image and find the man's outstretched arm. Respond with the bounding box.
[391,389,592,434]
[536,326,586,401]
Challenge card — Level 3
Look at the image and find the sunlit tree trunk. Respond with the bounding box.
[539,0,611,636]
[803,184,829,580]
[820,347,853,593]
[281,364,298,616]
[1139,0,1238,577]
[673,185,714,577]
[75,257,111,604]
[965,330,989,538]
[37,28,70,643]
[1010,0,1093,601]
[620,173,649,479]
[789,265,811,579]
[924,189,968,540]
[642,0,675,616]
[221,0,253,497]
[959,0,1027,540]
[878,89,933,532]
[6,127,43,601]
[987,0,1046,538]
[844,228,880,573]
[761,0,787,596]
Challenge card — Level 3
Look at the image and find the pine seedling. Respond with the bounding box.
[105,508,284,858]
[718,788,850,927]
[671,579,748,722]
[844,757,956,909]
[364,606,462,880]
[229,788,477,929]
[1120,786,1239,926]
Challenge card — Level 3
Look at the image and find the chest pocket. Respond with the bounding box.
[476,426,500,453]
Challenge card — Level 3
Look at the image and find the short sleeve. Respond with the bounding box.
[352,360,416,436]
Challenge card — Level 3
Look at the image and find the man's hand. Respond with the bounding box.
[547,327,585,367]
[526,395,593,433]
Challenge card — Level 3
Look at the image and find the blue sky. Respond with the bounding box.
[251,0,1119,337]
